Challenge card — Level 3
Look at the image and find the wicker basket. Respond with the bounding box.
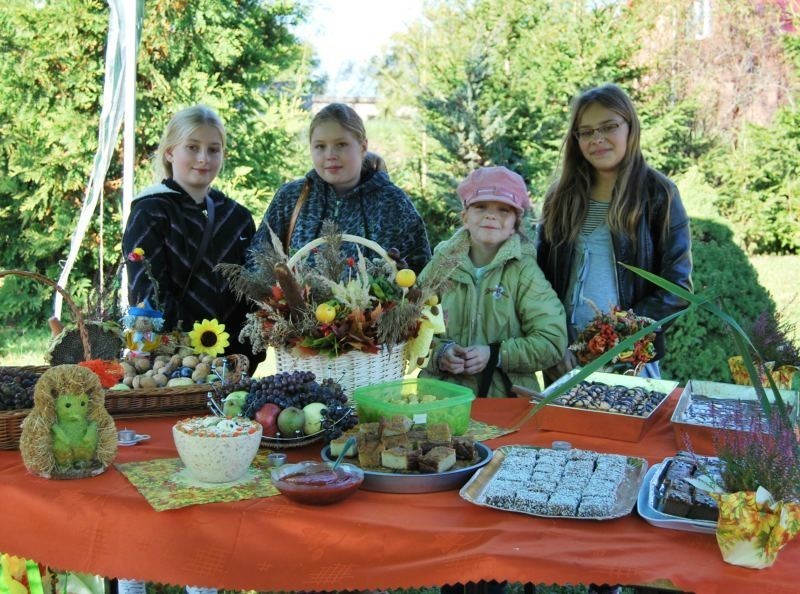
[104,353,249,418]
[0,270,249,441]
[274,342,407,398]
[274,234,409,396]
[0,269,92,450]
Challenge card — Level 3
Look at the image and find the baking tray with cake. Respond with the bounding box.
[459,445,648,520]
[636,452,723,534]
[320,417,493,493]
[523,370,679,442]
[670,379,799,455]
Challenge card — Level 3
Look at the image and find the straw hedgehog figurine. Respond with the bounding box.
[20,364,118,479]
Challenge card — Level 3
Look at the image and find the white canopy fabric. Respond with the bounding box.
[53,0,143,320]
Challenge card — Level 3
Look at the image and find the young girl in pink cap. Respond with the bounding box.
[419,166,567,397]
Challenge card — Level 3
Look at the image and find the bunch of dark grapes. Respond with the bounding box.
[0,370,40,410]
[213,376,252,400]
[320,402,358,441]
[242,370,357,438]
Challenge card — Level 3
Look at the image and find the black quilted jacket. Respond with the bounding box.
[254,167,431,273]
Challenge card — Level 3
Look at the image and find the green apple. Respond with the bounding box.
[302,402,327,435]
[109,383,131,391]
[223,390,248,417]
[277,406,305,436]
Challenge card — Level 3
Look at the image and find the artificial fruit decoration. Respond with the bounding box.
[395,268,416,288]
[315,302,337,324]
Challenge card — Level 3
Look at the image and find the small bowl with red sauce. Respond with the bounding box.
[270,460,364,505]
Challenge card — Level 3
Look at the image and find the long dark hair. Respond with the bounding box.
[540,83,673,248]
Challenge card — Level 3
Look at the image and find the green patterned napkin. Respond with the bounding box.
[464,418,516,441]
[116,451,280,511]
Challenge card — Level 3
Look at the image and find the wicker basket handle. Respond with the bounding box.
[0,269,92,360]
[286,233,399,275]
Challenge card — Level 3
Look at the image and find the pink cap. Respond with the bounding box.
[457,166,530,213]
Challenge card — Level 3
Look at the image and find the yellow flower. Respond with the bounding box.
[396,269,416,288]
[188,319,230,356]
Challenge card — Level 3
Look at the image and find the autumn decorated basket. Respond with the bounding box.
[223,225,450,398]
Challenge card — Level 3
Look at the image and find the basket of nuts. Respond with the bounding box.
[104,353,249,418]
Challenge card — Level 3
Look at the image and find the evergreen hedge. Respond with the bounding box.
[660,218,777,384]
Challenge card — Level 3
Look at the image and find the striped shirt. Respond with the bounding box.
[582,199,610,235]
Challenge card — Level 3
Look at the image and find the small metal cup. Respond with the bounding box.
[268,453,287,467]
[118,429,137,442]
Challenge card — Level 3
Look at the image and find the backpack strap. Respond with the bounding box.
[284,180,310,254]
[179,194,216,301]
[476,342,513,397]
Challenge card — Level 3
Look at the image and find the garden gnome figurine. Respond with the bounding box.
[122,299,165,358]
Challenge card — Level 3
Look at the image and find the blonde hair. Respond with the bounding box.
[154,105,226,180]
[309,102,366,143]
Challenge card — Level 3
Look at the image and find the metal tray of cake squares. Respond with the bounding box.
[460,445,648,520]
[321,442,493,493]
[636,459,717,535]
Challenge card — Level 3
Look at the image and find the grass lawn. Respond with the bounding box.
[749,254,800,340]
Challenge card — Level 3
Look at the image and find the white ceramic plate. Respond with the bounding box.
[460,445,648,520]
[636,462,717,534]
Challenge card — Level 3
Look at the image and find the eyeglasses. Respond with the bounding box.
[573,120,626,141]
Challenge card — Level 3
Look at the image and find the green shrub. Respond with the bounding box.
[661,217,777,383]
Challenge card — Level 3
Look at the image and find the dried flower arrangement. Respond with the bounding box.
[569,305,657,372]
[218,222,455,358]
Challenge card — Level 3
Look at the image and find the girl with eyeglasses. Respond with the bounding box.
[535,83,693,382]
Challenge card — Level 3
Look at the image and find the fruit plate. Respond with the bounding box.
[636,462,716,534]
[460,445,648,520]
[320,442,493,493]
[263,433,326,450]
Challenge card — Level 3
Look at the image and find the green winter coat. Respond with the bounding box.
[419,229,567,396]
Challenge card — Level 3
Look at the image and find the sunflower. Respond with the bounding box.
[188,319,230,356]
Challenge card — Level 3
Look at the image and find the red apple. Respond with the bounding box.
[255,402,281,437]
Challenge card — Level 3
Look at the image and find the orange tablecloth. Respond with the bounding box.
[1,393,797,594]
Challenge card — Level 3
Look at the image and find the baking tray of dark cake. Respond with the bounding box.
[460,445,648,520]
[670,379,799,455]
[321,442,493,493]
[636,456,719,534]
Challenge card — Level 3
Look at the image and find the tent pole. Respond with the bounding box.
[119,0,139,312]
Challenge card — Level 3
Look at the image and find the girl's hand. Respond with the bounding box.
[543,350,578,384]
[462,345,491,375]
[439,344,467,374]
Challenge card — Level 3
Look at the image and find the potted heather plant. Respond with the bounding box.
[687,405,800,569]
